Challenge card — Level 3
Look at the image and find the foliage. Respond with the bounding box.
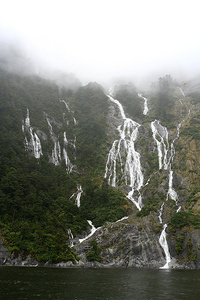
[115,83,143,120]
[175,232,185,255]
[189,92,200,105]
[150,75,176,124]
[180,115,200,140]
[80,181,129,227]
[136,192,164,217]
[86,240,101,262]
[69,82,109,173]
[169,211,200,229]
[0,69,130,262]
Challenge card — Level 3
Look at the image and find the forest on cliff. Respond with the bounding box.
[0,56,200,268]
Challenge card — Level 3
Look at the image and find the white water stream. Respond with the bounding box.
[104,93,144,210]
[159,224,171,269]
[68,228,74,248]
[70,185,83,207]
[63,132,74,173]
[138,93,149,115]
[46,116,75,171]
[23,109,43,159]
[151,88,190,268]
[79,220,99,243]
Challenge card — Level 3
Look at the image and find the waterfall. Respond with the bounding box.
[63,132,74,173]
[75,185,83,207]
[52,140,61,166]
[104,93,144,210]
[151,120,169,170]
[79,220,99,243]
[159,224,171,269]
[73,117,77,125]
[22,109,43,159]
[151,92,191,268]
[68,228,74,248]
[46,115,61,166]
[158,203,164,224]
[138,93,149,115]
[179,87,185,97]
[60,99,70,111]
[167,170,178,202]
[70,185,83,207]
[151,119,183,268]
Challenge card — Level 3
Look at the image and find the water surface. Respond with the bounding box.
[0,267,200,299]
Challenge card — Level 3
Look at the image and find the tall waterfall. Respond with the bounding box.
[104,93,144,210]
[151,89,189,268]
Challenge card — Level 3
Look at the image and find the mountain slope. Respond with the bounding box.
[0,69,200,268]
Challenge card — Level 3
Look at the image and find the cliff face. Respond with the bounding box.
[0,69,200,268]
[74,77,200,269]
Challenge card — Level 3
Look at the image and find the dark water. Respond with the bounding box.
[0,267,200,300]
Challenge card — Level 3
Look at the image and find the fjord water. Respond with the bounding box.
[0,267,200,300]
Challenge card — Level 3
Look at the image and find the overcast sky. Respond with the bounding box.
[1,0,200,85]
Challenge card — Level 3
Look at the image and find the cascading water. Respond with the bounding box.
[60,99,70,112]
[46,116,61,165]
[179,87,185,97]
[63,132,74,173]
[104,93,144,210]
[151,119,176,268]
[79,220,99,243]
[151,120,169,170]
[70,185,83,208]
[68,228,74,248]
[46,116,76,171]
[22,109,43,159]
[159,224,171,269]
[151,88,189,268]
[138,93,149,115]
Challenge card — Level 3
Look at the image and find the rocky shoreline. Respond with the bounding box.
[1,217,199,270]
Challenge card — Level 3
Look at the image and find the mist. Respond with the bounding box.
[1,0,200,89]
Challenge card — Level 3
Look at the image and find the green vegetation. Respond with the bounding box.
[1,66,200,265]
[86,240,102,262]
[189,92,200,105]
[115,83,143,120]
[180,115,200,140]
[170,211,200,229]
[80,181,129,227]
[175,234,197,263]
[137,191,165,217]
[69,82,109,174]
[175,232,185,255]
[150,75,176,125]
[0,69,130,262]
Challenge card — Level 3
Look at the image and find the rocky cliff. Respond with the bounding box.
[0,69,200,268]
